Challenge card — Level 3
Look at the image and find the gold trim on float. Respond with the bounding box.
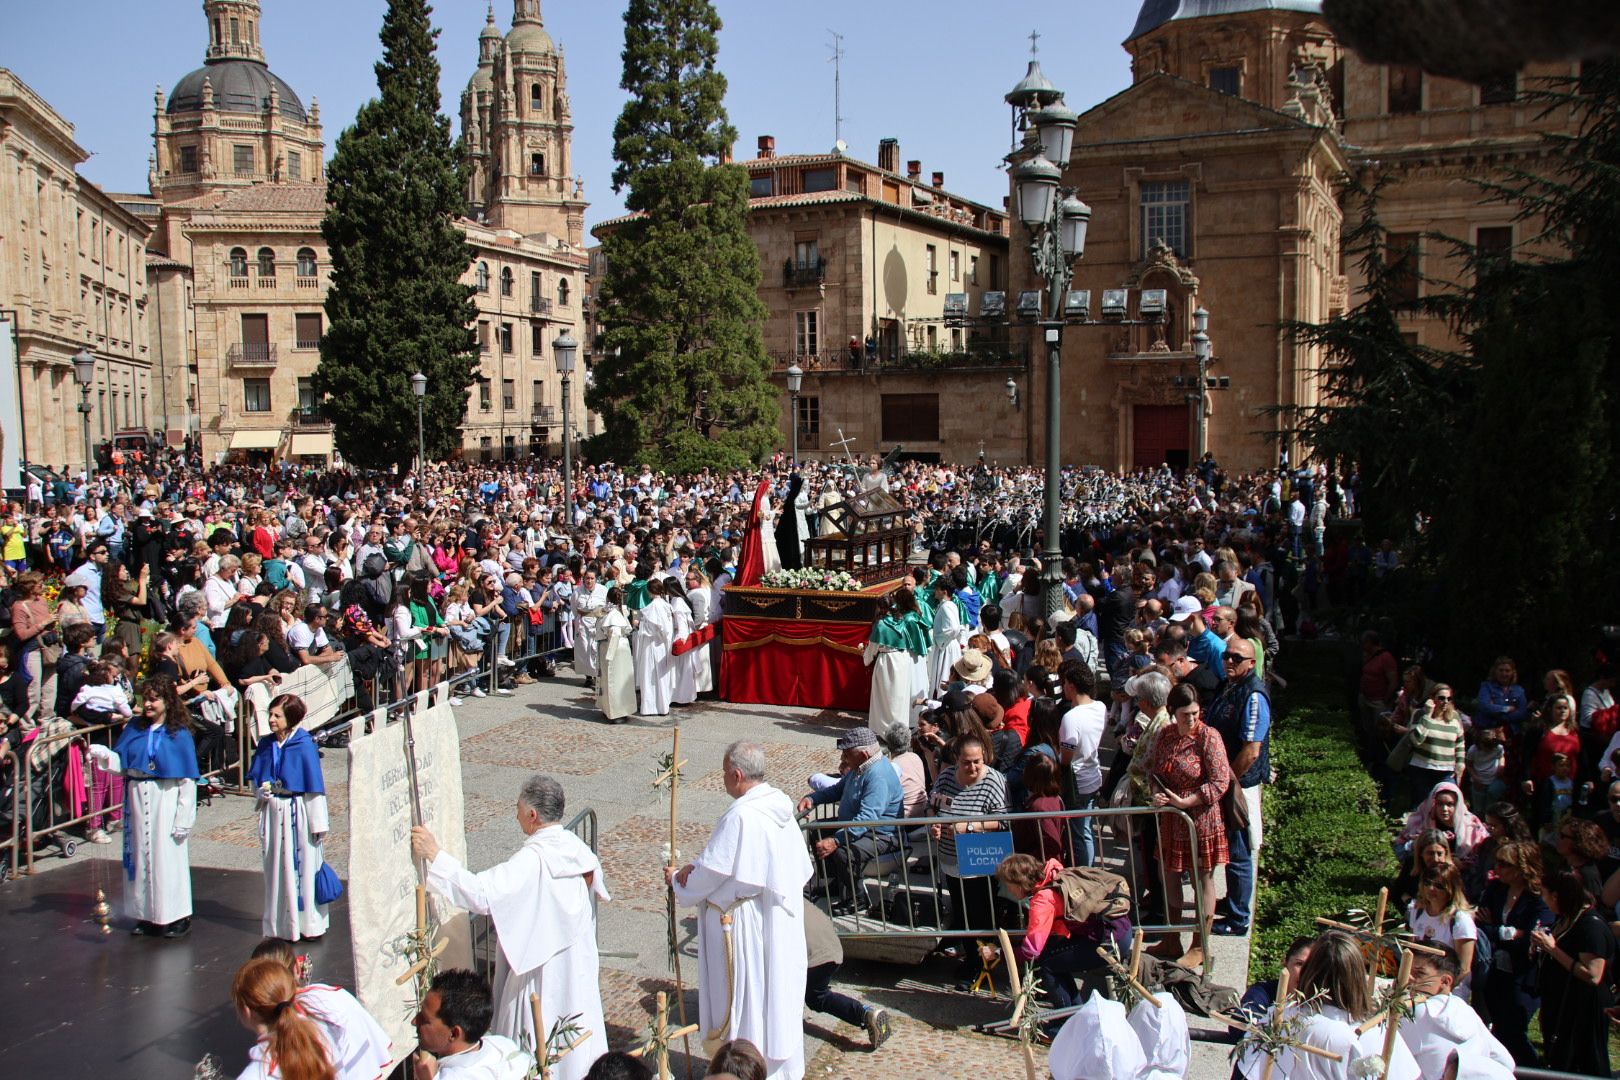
[722,633,866,657]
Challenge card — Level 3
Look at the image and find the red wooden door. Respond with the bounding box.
[1133,404,1190,470]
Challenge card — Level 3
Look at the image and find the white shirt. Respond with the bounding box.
[1060,699,1107,796]
[288,619,328,654]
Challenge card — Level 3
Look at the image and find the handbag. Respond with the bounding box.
[37,632,64,666]
[1221,779,1251,833]
[314,862,344,905]
[1386,730,1416,772]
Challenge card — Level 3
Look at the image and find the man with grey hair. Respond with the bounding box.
[669,741,813,1079]
[412,774,609,1080]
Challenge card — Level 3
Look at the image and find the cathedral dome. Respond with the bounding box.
[1128,0,1322,41]
[505,22,555,55]
[168,59,306,121]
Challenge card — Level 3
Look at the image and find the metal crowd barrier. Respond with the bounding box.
[798,800,1209,964]
[470,805,600,984]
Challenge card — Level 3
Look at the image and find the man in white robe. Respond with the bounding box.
[633,589,675,716]
[685,577,714,695]
[570,570,608,686]
[925,584,965,699]
[670,741,813,1080]
[411,775,607,1080]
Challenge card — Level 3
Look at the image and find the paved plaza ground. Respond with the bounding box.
[32,669,1251,1078]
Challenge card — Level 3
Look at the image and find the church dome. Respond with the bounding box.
[1128,0,1322,41]
[168,59,306,121]
[505,21,555,54]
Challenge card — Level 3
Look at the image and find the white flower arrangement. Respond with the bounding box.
[760,567,862,592]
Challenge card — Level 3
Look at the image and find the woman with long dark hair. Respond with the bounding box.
[102,676,199,938]
[248,694,330,941]
[1532,868,1615,1076]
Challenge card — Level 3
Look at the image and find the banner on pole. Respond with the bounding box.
[346,702,473,1052]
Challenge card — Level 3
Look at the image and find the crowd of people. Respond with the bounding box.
[20,444,1616,1077]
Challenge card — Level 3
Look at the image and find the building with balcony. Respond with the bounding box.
[594,136,1020,463]
[1005,0,1580,472]
[0,69,155,474]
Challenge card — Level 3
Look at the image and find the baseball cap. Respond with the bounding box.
[1168,596,1201,623]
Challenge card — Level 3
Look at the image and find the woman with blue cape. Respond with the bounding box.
[100,675,200,938]
[248,693,331,940]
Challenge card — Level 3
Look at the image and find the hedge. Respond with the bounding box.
[1252,640,1398,976]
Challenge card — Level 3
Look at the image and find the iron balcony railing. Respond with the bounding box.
[227,343,277,366]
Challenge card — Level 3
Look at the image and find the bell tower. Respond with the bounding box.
[204,0,265,64]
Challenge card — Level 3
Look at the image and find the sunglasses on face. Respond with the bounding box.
[1223,654,1252,665]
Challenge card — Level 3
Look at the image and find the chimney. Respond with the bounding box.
[1003,196,1010,210]
[720,142,733,165]
[907,159,921,181]
[757,135,775,159]
[877,138,899,173]
[932,171,945,189]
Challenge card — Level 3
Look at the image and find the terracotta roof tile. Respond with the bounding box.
[169,182,327,214]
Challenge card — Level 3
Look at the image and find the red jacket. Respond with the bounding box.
[1015,858,1072,961]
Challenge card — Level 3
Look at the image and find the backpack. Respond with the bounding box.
[264,558,290,590]
[1046,865,1133,926]
[360,552,393,613]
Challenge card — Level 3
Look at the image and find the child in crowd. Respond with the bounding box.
[1465,725,1507,813]
[1407,864,1478,1000]
[72,660,134,722]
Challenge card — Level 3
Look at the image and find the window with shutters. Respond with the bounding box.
[179,145,199,174]
[294,313,322,350]
[502,379,515,410]
[1474,226,1513,280]
[881,394,939,442]
[1386,232,1421,304]
[286,150,302,180]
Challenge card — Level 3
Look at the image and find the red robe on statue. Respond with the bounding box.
[735,478,771,587]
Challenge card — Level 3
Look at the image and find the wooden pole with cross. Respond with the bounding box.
[628,990,700,1080]
[652,729,694,1080]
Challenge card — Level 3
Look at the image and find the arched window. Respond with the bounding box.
[530,83,543,111]
[257,247,276,277]
[530,153,545,176]
[476,261,490,292]
[500,266,514,297]
[295,248,317,278]
[557,277,570,306]
[229,247,248,277]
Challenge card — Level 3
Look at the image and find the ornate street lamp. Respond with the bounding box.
[72,349,97,475]
[552,330,578,526]
[1191,307,1212,459]
[785,362,804,464]
[410,371,427,474]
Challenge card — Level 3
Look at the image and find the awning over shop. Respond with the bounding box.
[228,429,283,451]
[289,433,334,457]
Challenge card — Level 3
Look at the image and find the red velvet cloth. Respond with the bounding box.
[720,615,873,711]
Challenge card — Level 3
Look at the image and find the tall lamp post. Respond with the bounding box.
[552,330,578,526]
[785,362,804,464]
[1191,307,1212,460]
[410,371,427,475]
[72,349,97,476]
[1006,63,1089,618]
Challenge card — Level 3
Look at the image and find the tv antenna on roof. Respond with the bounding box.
[828,30,846,149]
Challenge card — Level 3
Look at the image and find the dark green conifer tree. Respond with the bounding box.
[587,0,776,471]
[315,0,476,471]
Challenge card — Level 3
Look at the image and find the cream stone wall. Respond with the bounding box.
[0,69,153,472]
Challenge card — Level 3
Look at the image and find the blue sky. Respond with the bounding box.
[2,0,1140,231]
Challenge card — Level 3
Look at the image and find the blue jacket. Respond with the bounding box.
[1208,671,1270,788]
[1475,681,1529,730]
[811,754,903,846]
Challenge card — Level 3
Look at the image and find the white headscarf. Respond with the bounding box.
[1049,993,1146,1080]
[1129,993,1191,1079]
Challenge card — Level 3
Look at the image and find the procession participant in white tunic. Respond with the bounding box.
[231,955,392,1080]
[758,495,782,575]
[1048,992,1146,1080]
[670,742,813,1080]
[632,579,675,717]
[570,569,609,687]
[667,579,698,706]
[815,479,844,537]
[95,675,199,938]
[1128,991,1192,1080]
[863,591,928,738]
[1398,947,1513,1080]
[412,775,608,1080]
[247,693,331,941]
[925,577,966,700]
[595,587,637,723]
[685,568,715,696]
[407,969,533,1080]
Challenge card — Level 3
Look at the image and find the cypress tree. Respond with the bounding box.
[315,0,476,471]
[587,0,777,471]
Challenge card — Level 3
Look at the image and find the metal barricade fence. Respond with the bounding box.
[798,801,1208,960]
[8,716,127,877]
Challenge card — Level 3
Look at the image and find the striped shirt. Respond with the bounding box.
[1409,707,1465,774]
[930,766,1008,864]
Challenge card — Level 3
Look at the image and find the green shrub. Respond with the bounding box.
[1253,641,1398,976]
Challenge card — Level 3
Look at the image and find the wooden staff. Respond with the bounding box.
[533,993,549,1080]
[1129,926,1145,983]
[1314,917,1446,956]
[401,704,437,999]
[1093,947,1162,1009]
[997,929,1038,1080]
[628,991,700,1080]
[654,729,694,1080]
[1259,969,1290,1080]
[1368,887,1390,994]
[1211,967,1345,1073]
[1378,951,1412,1080]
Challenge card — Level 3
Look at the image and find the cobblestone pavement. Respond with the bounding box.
[54,668,1248,1077]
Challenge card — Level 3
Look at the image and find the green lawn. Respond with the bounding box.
[1253,639,1398,976]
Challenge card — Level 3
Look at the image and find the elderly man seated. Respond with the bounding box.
[797,728,903,916]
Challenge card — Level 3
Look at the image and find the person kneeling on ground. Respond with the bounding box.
[803,901,892,1049]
